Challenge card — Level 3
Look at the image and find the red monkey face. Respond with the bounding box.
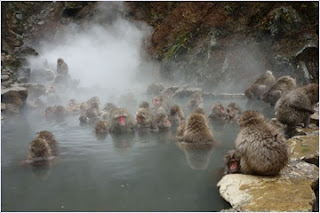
[166,118,171,127]
[118,116,126,126]
[220,106,224,113]
[136,116,143,124]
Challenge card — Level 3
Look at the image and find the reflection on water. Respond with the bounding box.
[1,98,274,211]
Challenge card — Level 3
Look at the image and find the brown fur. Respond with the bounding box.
[230,110,289,176]
[168,104,185,126]
[245,70,276,100]
[95,120,109,134]
[110,108,135,133]
[224,149,241,174]
[135,107,154,129]
[275,83,319,136]
[226,102,242,120]
[208,102,226,120]
[152,95,169,114]
[138,101,150,109]
[187,92,204,112]
[176,121,186,139]
[154,112,171,130]
[37,131,58,156]
[179,112,215,144]
[57,58,68,76]
[27,131,58,165]
[261,76,296,106]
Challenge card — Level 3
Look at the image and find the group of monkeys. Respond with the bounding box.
[27,69,318,177]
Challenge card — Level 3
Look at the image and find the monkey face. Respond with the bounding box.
[118,116,126,126]
[136,115,144,124]
[227,159,240,174]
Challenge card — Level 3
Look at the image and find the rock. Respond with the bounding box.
[217,161,318,212]
[25,83,46,98]
[160,86,181,97]
[1,86,28,114]
[146,82,165,95]
[1,103,6,111]
[310,103,319,125]
[203,92,246,100]
[172,87,202,99]
[1,75,10,82]
[220,208,238,212]
[287,133,319,166]
[38,20,45,25]
[15,13,23,20]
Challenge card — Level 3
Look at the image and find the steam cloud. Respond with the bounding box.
[27,2,158,95]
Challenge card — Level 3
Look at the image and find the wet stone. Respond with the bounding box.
[2,75,10,81]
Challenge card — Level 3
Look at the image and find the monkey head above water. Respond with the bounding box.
[224,149,241,174]
[136,108,153,129]
[154,112,171,131]
[110,108,135,133]
[26,131,58,165]
[95,119,109,135]
[225,110,289,176]
[168,104,185,126]
[208,102,226,120]
[57,58,68,76]
[225,102,242,121]
[178,112,215,144]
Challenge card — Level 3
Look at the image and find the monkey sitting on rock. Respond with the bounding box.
[245,70,276,100]
[275,83,319,138]
[224,110,289,176]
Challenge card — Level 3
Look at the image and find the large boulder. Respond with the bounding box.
[217,161,318,212]
[1,86,28,115]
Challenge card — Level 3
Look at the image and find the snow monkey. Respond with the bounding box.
[110,108,135,134]
[152,94,170,114]
[275,83,319,137]
[56,58,69,76]
[225,102,242,121]
[224,110,289,176]
[261,75,296,106]
[168,104,185,126]
[245,70,276,100]
[208,102,226,121]
[177,112,215,144]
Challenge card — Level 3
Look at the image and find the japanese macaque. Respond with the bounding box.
[138,101,150,109]
[56,58,69,76]
[110,108,135,134]
[95,119,109,135]
[152,94,169,114]
[168,105,185,126]
[45,105,66,121]
[146,82,165,95]
[26,131,58,165]
[177,112,215,144]
[136,108,154,129]
[66,98,80,114]
[79,96,101,125]
[245,70,276,100]
[275,83,319,137]
[208,102,226,121]
[225,102,242,120]
[154,112,171,131]
[225,110,289,176]
[100,102,118,120]
[224,149,241,174]
[261,76,297,106]
[187,92,204,113]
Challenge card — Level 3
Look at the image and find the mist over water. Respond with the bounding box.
[27,2,159,98]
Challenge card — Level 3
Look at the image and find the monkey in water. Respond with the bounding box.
[109,108,135,134]
[154,112,171,131]
[208,102,226,121]
[261,76,296,106]
[177,112,215,144]
[245,70,276,100]
[152,94,170,114]
[275,83,319,137]
[26,131,58,165]
[100,102,118,120]
[136,107,154,129]
[225,102,242,121]
[168,104,185,126]
[95,119,109,135]
[187,92,204,113]
[224,110,289,176]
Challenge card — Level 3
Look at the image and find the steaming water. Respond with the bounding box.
[1,96,274,211]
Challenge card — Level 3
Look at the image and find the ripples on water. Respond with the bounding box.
[1,96,274,211]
